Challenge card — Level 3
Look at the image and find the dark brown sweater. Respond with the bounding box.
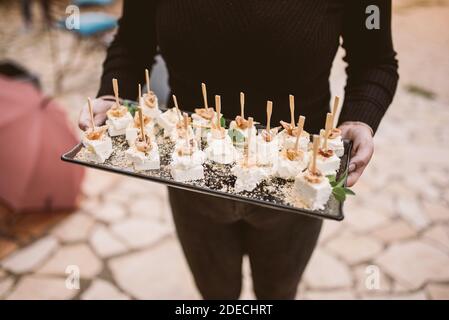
[98,0,398,133]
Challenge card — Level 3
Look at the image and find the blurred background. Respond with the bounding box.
[0,0,448,300]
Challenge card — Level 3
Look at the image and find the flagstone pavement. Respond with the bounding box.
[0,0,448,300]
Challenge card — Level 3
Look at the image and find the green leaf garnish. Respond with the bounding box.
[343,188,355,195]
[330,171,355,202]
[124,101,138,117]
[228,129,245,144]
[332,187,347,202]
[335,171,348,188]
[327,175,337,186]
[220,116,226,129]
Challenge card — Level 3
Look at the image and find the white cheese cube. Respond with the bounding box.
[125,123,155,146]
[170,150,205,182]
[106,112,133,137]
[275,151,310,180]
[82,135,113,163]
[125,142,160,171]
[294,173,332,210]
[325,136,345,157]
[205,137,237,164]
[255,135,279,166]
[315,152,341,176]
[157,108,179,137]
[231,164,267,192]
[280,132,310,152]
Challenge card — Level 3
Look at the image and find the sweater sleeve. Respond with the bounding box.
[339,0,399,134]
[97,0,158,100]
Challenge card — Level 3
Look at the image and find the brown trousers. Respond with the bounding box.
[168,187,322,300]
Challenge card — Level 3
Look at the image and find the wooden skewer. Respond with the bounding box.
[289,94,295,127]
[87,97,95,130]
[266,101,273,132]
[294,115,305,151]
[145,69,151,94]
[112,78,120,108]
[138,84,142,102]
[320,129,326,152]
[201,83,208,110]
[183,112,190,147]
[240,92,245,119]
[310,135,320,174]
[138,107,145,141]
[183,112,189,130]
[331,96,340,129]
[246,117,254,164]
[172,94,182,122]
[215,95,221,129]
[324,113,332,150]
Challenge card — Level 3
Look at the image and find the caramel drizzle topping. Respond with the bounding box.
[280,120,309,138]
[280,120,295,136]
[194,107,215,120]
[144,93,157,108]
[328,128,341,139]
[85,125,108,140]
[283,148,304,161]
[133,112,151,128]
[135,135,152,153]
[304,170,323,184]
[176,116,191,129]
[235,116,249,130]
[107,104,128,117]
[318,148,334,158]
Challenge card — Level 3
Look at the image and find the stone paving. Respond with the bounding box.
[0,0,449,299]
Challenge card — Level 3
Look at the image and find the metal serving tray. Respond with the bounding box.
[62,103,352,221]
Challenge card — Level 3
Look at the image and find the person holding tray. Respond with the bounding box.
[79,0,398,299]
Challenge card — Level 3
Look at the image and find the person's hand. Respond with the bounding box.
[78,96,116,131]
[338,122,374,187]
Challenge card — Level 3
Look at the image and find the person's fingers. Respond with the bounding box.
[347,167,362,187]
[339,125,351,138]
[338,123,374,186]
[94,113,107,126]
[94,99,114,113]
[347,141,373,186]
[79,107,90,130]
[348,163,356,173]
[78,98,113,130]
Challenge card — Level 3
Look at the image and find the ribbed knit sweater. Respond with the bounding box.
[98,0,398,134]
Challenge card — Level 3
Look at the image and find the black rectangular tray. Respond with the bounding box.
[62,103,352,221]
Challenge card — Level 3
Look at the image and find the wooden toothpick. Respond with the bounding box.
[294,115,305,151]
[112,78,120,108]
[320,129,327,151]
[240,92,245,119]
[289,94,295,127]
[266,101,273,132]
[172,94,182,122]
[87,97,95,131]
[183,112,189,148]
[331,96,340,129]
[310,135,320,174]
[324,113,332,150]
[145,69,151,94]
[138,107,145,141]
[215,95,221,129]
[201,83,208,110]
[138,84,142,102]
